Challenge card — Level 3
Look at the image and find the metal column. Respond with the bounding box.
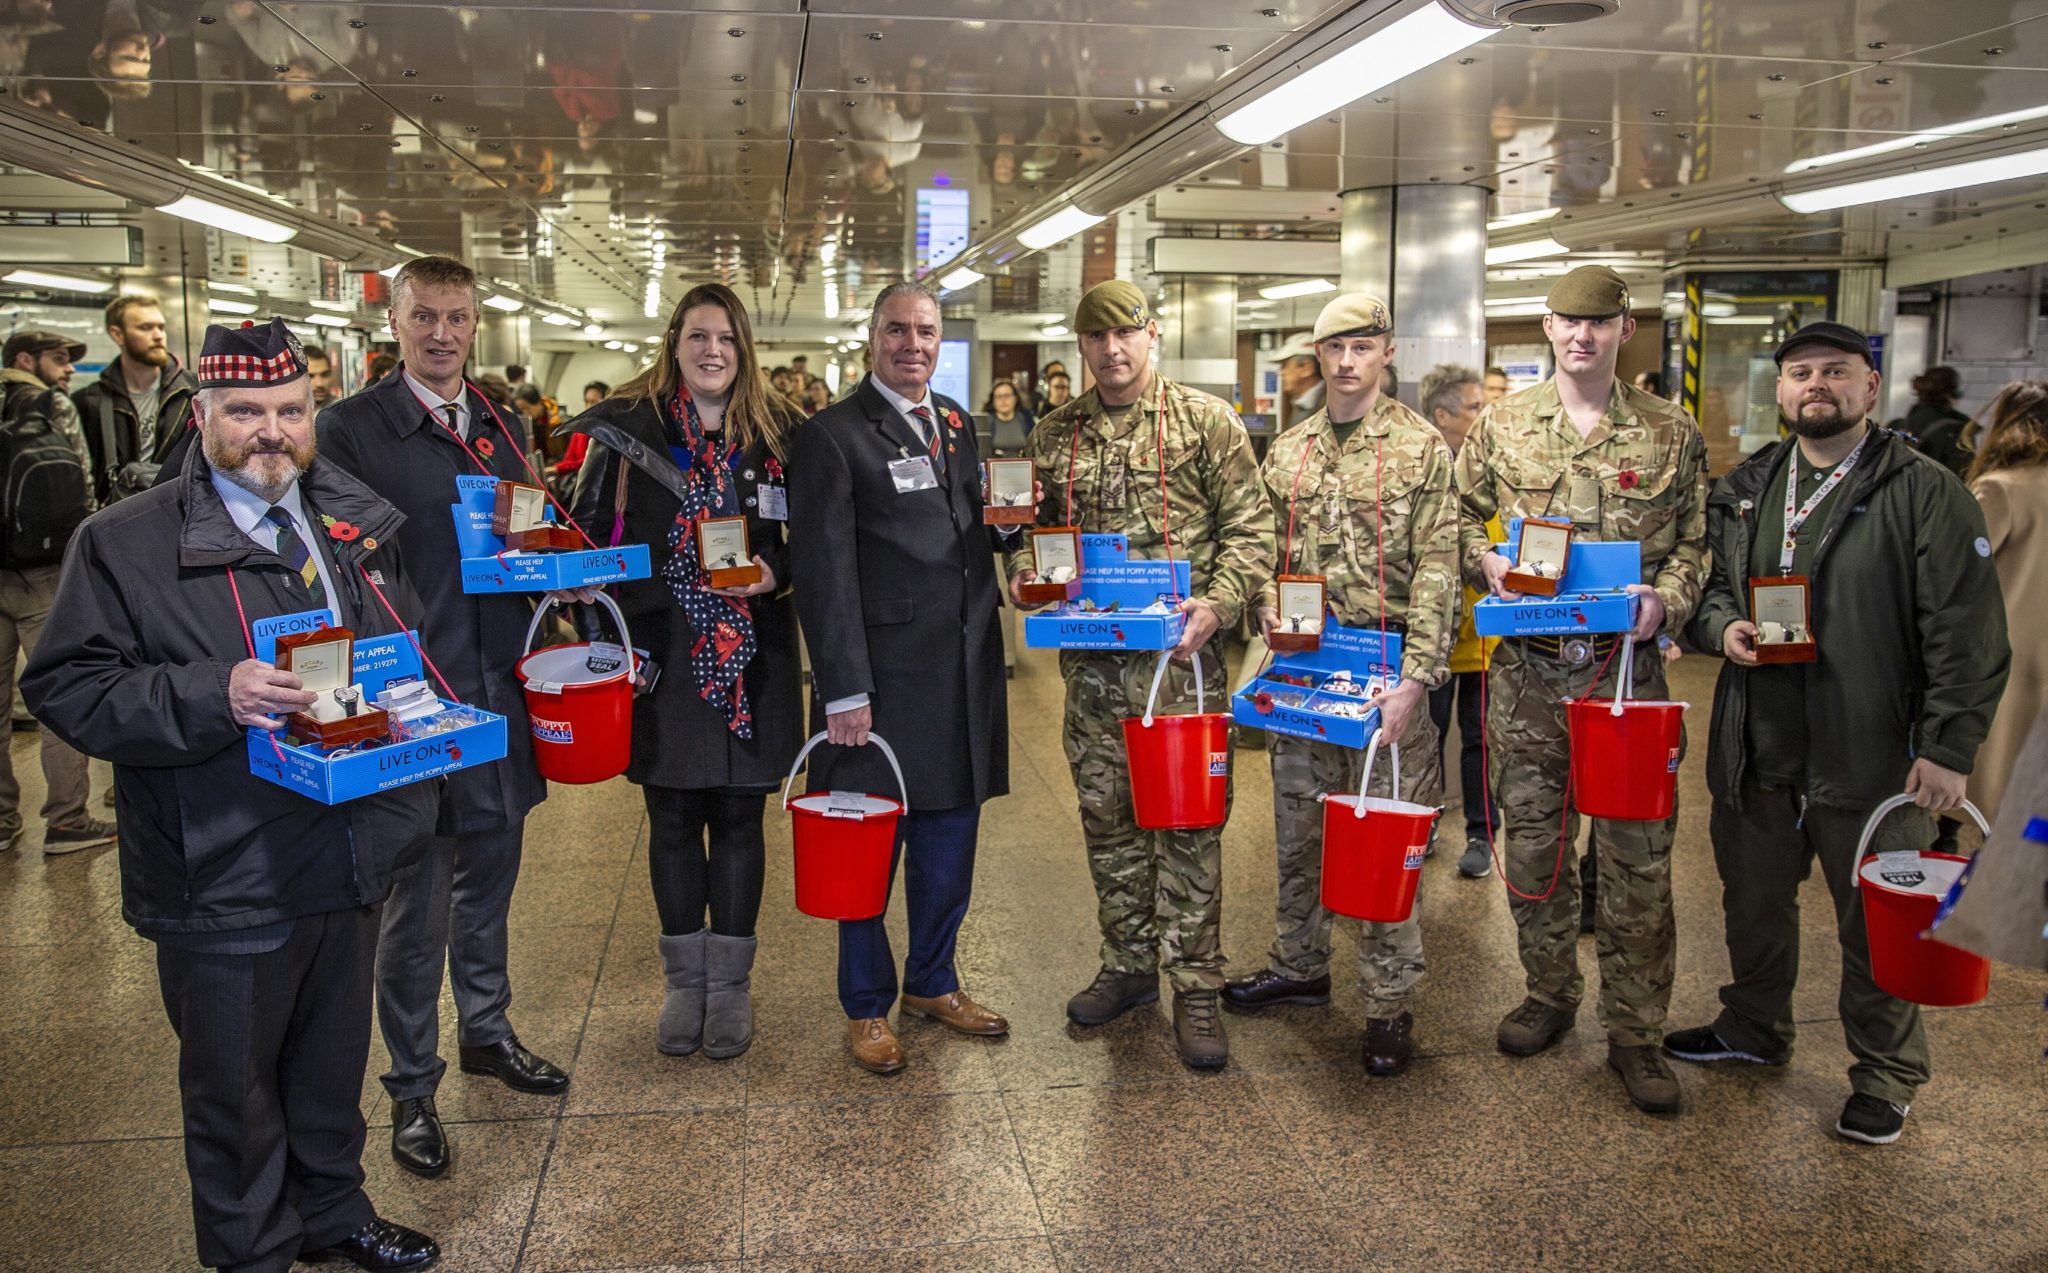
[1339,185,1488,404]
[1158,275,1239,404]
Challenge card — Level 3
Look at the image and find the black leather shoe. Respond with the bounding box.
[390,1096,448,1179]
[457,1035,569,1094]
[1221,968,1332,1014]
[1363,1011,1416,1077]
[300,1216,440,1270]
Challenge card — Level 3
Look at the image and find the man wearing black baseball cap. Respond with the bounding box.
[1670,320,2010,1147]
[24,317,443,1270]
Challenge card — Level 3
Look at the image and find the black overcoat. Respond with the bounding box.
[787,376,1009,810]
[316,366,547,834]
[566,395,805,792]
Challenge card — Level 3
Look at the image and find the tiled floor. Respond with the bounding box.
[1,647,2044,1271]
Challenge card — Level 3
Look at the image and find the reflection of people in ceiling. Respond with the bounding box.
[18,0,162,127]
[0,0,61,80]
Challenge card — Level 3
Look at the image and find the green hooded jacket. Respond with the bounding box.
[1686,427,2010,811]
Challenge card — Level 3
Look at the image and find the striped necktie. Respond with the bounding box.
[441,403,463,440]
[263,505,326,610]
[910,405,942,473]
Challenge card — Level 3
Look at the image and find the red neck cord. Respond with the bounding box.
[1064,385,1177,597]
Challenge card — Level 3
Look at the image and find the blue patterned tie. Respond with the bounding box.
[263,506,326,610]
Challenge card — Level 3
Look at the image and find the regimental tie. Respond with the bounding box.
[263,505,326,610]
[910,404,943,475]
[442,403,462,441]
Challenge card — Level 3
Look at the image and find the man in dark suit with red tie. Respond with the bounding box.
[788,280,1013,1075]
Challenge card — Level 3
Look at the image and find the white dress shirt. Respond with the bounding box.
[403,368,472,440]
[209,471,343,625]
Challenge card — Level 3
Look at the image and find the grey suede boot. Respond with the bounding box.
[656,930,707,1056]
[703,934,757,1059]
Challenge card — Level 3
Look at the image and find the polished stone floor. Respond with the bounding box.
[1,646,2043,1271]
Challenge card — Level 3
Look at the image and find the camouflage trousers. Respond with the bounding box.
[1266,711,1444,1019]
[1485,639,1681,1046]
[1062,649,1231,994]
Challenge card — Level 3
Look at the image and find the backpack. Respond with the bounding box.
[0,382,92,568]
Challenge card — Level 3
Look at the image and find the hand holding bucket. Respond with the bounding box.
[1123,650,1230,830]
[1319,728,1440,923]
[515,592,639,785]
[782,731,909,921]
[1853,795,1992,1007]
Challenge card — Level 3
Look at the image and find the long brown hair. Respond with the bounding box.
[615,283,789,461]
[1963,379,2048,484]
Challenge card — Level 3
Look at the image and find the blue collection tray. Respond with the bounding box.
[451,475,652,594]
[1471,519,1641,638]
[1231,623,1403,750]
[1022,534,1191,651]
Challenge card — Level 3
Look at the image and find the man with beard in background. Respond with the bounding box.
[75,294,198,505]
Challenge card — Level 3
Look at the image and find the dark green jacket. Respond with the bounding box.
[1686,427,2009,810]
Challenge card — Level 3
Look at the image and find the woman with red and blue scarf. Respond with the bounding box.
[567,284,803,1061]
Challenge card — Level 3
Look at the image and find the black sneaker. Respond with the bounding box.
[1663,1024,1787,1066]
[1456,839,1493,878]
[1221,968,1331,1013]
[43,817,116,855]
[1836,1093,1908,1145]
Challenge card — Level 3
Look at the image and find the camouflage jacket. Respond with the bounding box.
[1007,372,1273,630]
[1261,395,1458,688]
[1454,377,1707,634]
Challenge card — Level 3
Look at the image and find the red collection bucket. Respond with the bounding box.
[1122,650,1230,830]
[1567,636,1687,821]
[781,732,908,921]
[515,593,638,785]
[1854,795,1992,1007]
[1321,729,1441,923]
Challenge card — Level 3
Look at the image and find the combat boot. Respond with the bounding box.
[1496,996,1575,1056]
[1066,967,1159,1026]
[1362,1012,1415,1077]
[1609,1042,1682,1114]
[1172,990,1228,1070]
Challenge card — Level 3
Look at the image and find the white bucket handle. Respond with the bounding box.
[1140,649,1205,726]
[1852,793,1990,883]
[1351,726,1402,819]
[781,730,909,814]
[1610,632,1636,716]
[521,591,638,691]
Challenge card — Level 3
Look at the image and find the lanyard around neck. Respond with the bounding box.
[1778,432,1868,574]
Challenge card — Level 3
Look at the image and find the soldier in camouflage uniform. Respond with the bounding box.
[1219,294,1460,1078]
[1005,280,1274,1070]
[1455,265,1708,1114]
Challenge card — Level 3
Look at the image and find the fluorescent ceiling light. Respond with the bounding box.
[1707,315,1777,325]
[939,266,985,290]
[209,281,258,296]
[481,294,524,312]
[1483,299,1551,318]
[1215,4,1498,145]
[2,268,113,294]
[1486,207,1561,232]
[1259,278,1337,300]
[1040,324,1071,338]
[307,298,352,312]
[622,343,640,354]
[539,312,579,327]
[379,263,403,278]
[157,195,297,243]
[1018,204,1106,250]
[603,340,623,350]
[1785,104,2048,174]
[301,313,350,327]
[1484,237,1568,266]
[206,298,259,315]
[1780,143,2048,213]
[583,324,606,338]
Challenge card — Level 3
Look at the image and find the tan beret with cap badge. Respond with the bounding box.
[1072,280,1154,335]
[1311,293,1392,342]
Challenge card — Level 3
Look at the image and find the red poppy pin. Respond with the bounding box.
[475,436,496,459]
[1253,690,1275,715]
[327,520,360,543]
[764,456,784,480]
[1617,469,1638,490]
[945,409,964,432]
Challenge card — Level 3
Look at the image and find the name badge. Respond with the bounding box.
[888,456,940,493]
[756,483,788,520]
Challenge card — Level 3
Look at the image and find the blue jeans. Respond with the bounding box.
[838,804,981,1018]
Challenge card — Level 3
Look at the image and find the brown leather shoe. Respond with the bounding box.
[847,1016,905,1074]
[899,990,1010,1037]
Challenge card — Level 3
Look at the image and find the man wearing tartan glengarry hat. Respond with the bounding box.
[22,312,446,1271]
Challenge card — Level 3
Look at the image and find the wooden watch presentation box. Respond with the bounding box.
[698,515,761,588]
[1018,526,1083,605]
[494,480,581,552]
[1749,576,1817,664]
[1504,517,1573,597]
[1268,575,1327,653]
[983,458,1037,526]
[275,627,390,749]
